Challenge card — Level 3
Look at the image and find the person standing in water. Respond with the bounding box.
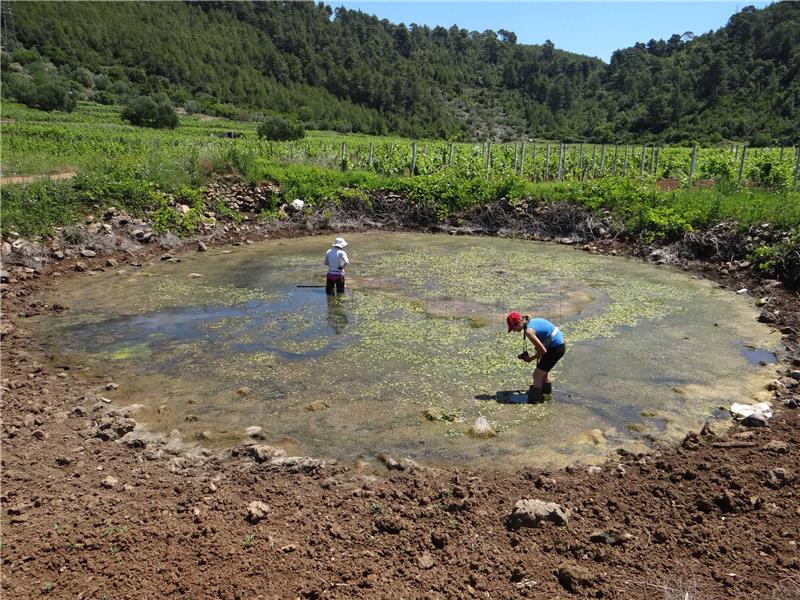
[324,237,349,296]
[506,312,566,404]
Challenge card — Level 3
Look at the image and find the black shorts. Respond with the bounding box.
[537,343,566,372]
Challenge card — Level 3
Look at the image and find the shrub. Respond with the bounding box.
[18,78,76,112]
[121,95,178,129]
[257,115,305,141]
[184,99,201,115]
[93,90,115,105]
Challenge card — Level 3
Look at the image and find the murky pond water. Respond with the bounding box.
[32,233,778,469]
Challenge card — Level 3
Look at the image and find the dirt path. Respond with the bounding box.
[1,221,799,599]
[0,170,76,185]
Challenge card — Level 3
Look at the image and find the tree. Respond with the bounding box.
[13,76,77,112]
[257,115,304,140]
[121,95,178,128]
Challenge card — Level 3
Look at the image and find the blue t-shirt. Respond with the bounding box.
[526,318,564,348]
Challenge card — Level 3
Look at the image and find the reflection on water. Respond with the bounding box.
[31,233,779,470]
[326,296,349,335]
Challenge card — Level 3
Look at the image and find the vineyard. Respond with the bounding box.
[2,101,800,236]
[3,102,800,188]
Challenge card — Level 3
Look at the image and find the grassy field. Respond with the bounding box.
[1,101,799,240]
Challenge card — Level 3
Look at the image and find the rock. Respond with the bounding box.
[736,288,748,295]
[378,453,401,470]
[785,398,798,409]
[417,552,435,570]
[304,400,329,412]
[188,273,204,278]
[767,467,793,489]
[589,528,633,545]
[289,199,305,213]
[758,310,777,324]
[105,258,118,268]
[399,458,421,471]
[788,370,800,381]
[101,475,119,489]
[586,466,603,476]
[280,544,297,553]
[270,456,326,470]
[103,207,117,220]
[249,445,286,463]
[177,204,191,214]
[93,416,136,441]
[469,416,496,438]
[74,262,87,272]
[246,501,270,524]
[731,402,772,426]
[244,426,266,440]
[105,383,119,391]
[742,413,769,428]
[52,250,65,260]
[556,562,593,593]
[197,241,208,252]
[506,499,569,530]
[237,386,252,397]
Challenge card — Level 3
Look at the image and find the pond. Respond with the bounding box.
[31,232,778,470]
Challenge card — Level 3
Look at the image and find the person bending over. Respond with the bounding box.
[506,312,566,404]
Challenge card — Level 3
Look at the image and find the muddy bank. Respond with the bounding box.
[2,177,799,599]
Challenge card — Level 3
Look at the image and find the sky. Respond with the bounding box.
[334,1,773,62]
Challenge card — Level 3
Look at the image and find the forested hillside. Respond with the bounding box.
[1,1,798,143]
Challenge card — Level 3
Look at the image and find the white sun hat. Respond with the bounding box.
[333,237,348,248]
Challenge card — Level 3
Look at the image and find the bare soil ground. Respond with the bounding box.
[0,171,77,186]
[2,215,799,599]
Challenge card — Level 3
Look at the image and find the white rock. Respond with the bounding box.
[246,501,270,524]
[507,499,569,529]
[469,416,496,438]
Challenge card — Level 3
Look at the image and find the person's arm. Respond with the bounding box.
[340,251,349,271]
[525,329,548,361]
[324,253,330,266]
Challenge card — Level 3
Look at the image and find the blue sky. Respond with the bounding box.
[334,1,773,62]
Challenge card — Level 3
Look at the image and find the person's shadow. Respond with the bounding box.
[475,390,529,405]
[326,295,349,335]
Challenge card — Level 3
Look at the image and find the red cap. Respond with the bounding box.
[506,311,522,332]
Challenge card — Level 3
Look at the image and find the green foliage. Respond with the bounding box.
[5,1,799,142]
[257,116,305,141]
[8,74,77,112]
[2,101,798,244]
[745,153,793,191]
[121,95,178,129]
[637,206,694,242]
